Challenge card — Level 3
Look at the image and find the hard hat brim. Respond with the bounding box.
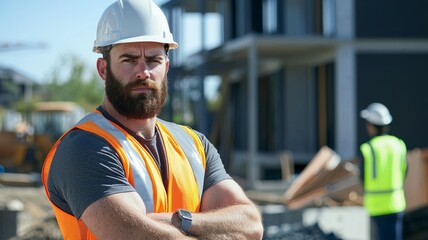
[93,36,178,53]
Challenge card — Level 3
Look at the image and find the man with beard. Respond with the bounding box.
[41,0,264,239]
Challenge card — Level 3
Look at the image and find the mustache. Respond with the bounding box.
[126,79,158,89]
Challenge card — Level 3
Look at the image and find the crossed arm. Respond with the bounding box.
[81,179,264,240]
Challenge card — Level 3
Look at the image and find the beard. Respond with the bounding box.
[105,62,168,119]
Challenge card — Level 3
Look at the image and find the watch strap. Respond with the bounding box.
[181,216,192,233]
[178,209,192,234]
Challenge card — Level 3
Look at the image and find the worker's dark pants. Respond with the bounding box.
[371,212,404,240]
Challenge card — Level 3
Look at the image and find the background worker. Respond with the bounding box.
[41,0,263,239]
[359,103,407,240]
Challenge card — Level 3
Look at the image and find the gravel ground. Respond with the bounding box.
[0,184,62,240]
[264,223,342,240]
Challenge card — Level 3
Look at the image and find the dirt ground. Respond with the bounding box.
[0,184,62,240]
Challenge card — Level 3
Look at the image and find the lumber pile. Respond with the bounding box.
[247,146,428,211]
[283,146,363,210]
[404,148,428,212]
[283,146,428,211]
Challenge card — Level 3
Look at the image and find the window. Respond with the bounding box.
[263,0,278,34]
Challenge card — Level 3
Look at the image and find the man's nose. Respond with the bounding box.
[136,61,150,79]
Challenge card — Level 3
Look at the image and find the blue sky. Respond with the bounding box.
[0,0,166,83]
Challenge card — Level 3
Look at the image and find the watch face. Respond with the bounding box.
[179,209,192,219]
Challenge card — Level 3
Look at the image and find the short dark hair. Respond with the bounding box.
[164,44,170,55]
[372,123,390,135]
[99,45,113,61]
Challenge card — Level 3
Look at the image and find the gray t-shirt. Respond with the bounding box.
[47,113,231,219]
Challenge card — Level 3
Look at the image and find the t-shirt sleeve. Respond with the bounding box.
[47,129,135,219]
[195,131,232,192]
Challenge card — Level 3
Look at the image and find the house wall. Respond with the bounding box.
[356,53,428,150]
[355,0,428,38]
[284,66,317,161]
[161,0,428,181]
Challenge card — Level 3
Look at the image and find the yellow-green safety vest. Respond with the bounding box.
[360,135,407,216]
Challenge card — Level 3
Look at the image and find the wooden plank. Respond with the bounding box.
[280,151,294,181]
[283,146,362,210]
[285,176,362,210]
[283,146,340,201]
[286,187,326,210]
[404,148,428,211]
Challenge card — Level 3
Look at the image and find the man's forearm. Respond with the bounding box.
[148,204,263,239]
[190,204,263,240]
[147,212,197,239]
[82,193,197,240]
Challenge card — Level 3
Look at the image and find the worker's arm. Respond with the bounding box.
[149,131,264,239]
[193,179,264,239]
[81,191,196,240]
[148,179,264,240]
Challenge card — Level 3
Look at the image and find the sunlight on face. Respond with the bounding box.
[105,42,169,119]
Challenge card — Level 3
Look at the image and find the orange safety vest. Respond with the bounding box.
[42,111,206,239]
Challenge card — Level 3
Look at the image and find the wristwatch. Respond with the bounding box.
[177,209,193,234]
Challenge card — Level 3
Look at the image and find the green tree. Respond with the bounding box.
[43,54,104,111]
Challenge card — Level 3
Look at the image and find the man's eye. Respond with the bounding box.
[123,58,136,62]
[148,59,162,63]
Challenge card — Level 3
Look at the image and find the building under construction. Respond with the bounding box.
[2,0,428,239]
[158,0,428,189]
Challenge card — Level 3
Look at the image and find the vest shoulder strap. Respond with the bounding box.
[157,119,206,197]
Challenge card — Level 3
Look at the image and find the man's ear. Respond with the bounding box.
[165,58,170,74]
[97,58,107,81]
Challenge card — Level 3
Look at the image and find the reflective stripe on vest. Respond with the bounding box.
[76,112,157,211]
[367,142,377,179]
[157,119,205,198]
[42,111,206,239]
[360,135,407,216]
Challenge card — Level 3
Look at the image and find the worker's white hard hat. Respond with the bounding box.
[93,0,178,53]
[360,103,392,126]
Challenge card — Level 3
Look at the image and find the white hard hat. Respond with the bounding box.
[360,103,393,126]
[93,0,178,53]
